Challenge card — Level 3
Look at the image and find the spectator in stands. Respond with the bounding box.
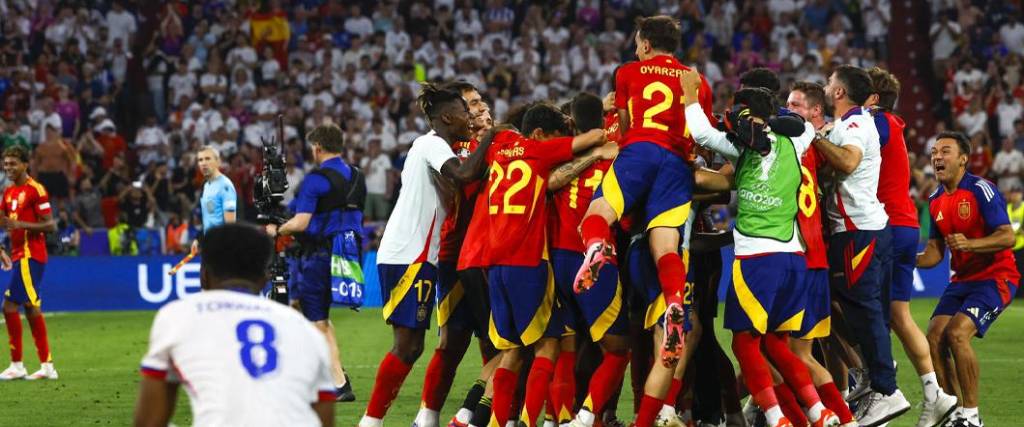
[32,121,75,207]
[968,132,994,178]
[119,183,156,229]
[72,179,105,234]
[361,139,392,222]
[992,137,1024,193]
[164,212,190,255]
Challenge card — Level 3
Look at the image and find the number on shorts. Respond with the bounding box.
[414,279,433,303]
[236,319,278,379]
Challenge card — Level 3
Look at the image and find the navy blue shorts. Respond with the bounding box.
[595,142,694,230]
[5,258,45,307]
[796,268,831,339]
[551,248,628,341]
[889,226,920,301]
[624,236,693,332]
[932,279,1017,337]
[436,261,479,335]
[293,254,332,322]
[725,253,807,334]
[379,262,438,330]
[488,262,565,350]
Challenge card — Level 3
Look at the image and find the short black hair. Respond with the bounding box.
[571,92,605,132]
[200,223,273,285]
[733,87,777,119]
[504,101,541,131]
[522,103,571,137]
[791,81,826,110]
[441,80,477,95]
[3,146,29,163]
[936,131,971,157]
[418,82,467,121]
[636,15,681,53]
[740,67,781,94]
[833,65,873,105]
[306,124,345,153]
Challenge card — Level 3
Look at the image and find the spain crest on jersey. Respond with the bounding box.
[959,199,971,219]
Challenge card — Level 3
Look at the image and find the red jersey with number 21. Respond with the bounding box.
[614,55,714,160]
[3,178,51,263]
[486,130,574,266]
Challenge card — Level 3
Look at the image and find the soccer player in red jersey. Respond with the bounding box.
[866,67,958,426]
[574,16,713,370]
[545,93,622,427]
[786,81,857,426]
[0,146,59,381]
[415,81,500,427]
[484,104,607,427]
[918,132,1018,427]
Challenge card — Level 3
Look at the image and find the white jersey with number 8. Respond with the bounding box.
[140,290,335,427]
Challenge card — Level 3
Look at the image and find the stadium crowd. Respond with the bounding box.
[0,0,1022,257]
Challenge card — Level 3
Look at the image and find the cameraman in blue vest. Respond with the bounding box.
[266,124,365,402]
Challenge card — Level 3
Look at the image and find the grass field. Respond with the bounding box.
[0,299,1022,426]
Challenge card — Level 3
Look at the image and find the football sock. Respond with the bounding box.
[921,372,940,402]
[764,333,821,409]
[470,396,492,427]
[664,378,683,407]
[414,409,440,427]
[551,351,576,422]
[365,352,413,418]
[731,333,777,411]
[961,406,980,422]
[580,215,611,248]
[491,368,518,427]
[3,311,22,363]
[817,382,854,423]
[634,394,663,427]
[585,352,629,415]
[774,384,808,426]
[422,349,451,410]
[655,254,685,307]
[26,313,50,363]
[521,357,555,427]
[457,380,487,423]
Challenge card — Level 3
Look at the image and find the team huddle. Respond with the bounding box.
[362,15,1016,427]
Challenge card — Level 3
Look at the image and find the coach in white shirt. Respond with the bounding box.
[812,65,911,426]
[135,224,335,427]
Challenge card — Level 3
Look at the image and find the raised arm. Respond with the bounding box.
[916,237,945,268]
[811,126,863,175]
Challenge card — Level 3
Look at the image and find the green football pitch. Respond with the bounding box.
[0,299,1021,426]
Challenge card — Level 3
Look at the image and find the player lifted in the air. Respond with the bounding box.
[918,131,1018,427]
[572,15,713,426]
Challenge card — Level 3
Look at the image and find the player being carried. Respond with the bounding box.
[681,69,841,427]
[572,15,714,426]
[917,131,1019,427]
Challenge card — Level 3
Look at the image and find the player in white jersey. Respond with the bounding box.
[812,65,909,427]
[134,224,335,427]
[361,83,496,427]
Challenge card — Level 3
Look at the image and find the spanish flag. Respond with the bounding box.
[249,10,290,45]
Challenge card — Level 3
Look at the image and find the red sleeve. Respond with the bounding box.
[140,366,168,380]
[614,64,631,110]
[537,136,575,171]
[698,74,716,126]
[317,390,337,402]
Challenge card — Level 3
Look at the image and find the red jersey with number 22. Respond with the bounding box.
[3,178,51,263]
[615,55,714,160]
[486,130,574,266]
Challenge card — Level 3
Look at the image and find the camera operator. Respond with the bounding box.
[193,147,238,253]
[265,124,363,402]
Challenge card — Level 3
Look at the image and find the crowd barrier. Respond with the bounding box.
[0,248,952,312]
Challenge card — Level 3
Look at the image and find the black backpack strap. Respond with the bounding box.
[345,166,367,211]
[309,167,348,214]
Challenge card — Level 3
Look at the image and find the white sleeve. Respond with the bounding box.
[790,121,815,157]
[684,103,740,162]
[424,136,457,172]
[140,306,180,383]
[833,118,867,153]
